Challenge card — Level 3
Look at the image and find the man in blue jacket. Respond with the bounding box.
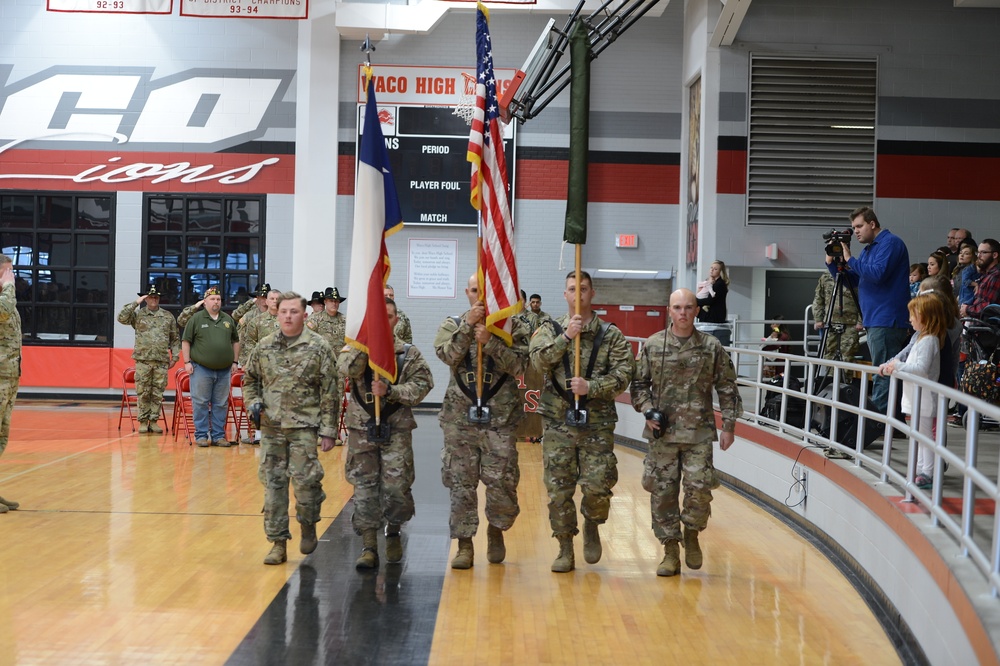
[826,206,910,415]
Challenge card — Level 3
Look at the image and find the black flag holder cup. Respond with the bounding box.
[565,408,588,427]
[366,419,391,443]
[468,404,492,425]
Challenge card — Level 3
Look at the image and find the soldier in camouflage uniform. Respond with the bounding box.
[306,287,347,354]
[630,288,743,577]
[812,270,862,362]
[117,285,180,433]
[0,256,21,514]
[435,275,529,569]
[383,284,413,344]
[306,287,348,444]
[307,291,325,316]
[236,283,270,367]
[528,271,634,573]
[243,292,339,566]
[339,298,433,570]
[526,293,552,333]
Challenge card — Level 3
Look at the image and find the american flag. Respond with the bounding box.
[467,1,521,344]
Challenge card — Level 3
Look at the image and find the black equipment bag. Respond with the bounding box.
[811,380,883,449]
[759,374,806,429]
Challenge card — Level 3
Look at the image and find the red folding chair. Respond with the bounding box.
[172,369,195,445]
[228,369,251,442]
[118,366,168,432]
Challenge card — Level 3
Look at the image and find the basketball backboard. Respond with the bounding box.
[498,18,556,124]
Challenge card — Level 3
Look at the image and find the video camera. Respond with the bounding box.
[823,229,852,261]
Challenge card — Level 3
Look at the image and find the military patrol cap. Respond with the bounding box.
[254,283,271,298]
[203,286,222,298]
[139,284,162,297]
[308,291,324,305]
[323,286,346,303]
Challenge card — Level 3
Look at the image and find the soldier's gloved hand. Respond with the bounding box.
[249,402,263,429]
[644,409,666,439]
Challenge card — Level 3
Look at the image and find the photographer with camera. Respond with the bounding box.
[826,206,911,415]
[630,289,742,577]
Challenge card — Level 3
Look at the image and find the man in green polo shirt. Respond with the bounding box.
[182,287,240,447]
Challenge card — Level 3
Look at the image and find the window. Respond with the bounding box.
[747,55,877,226]
[142,194,265,313]
[0,193,114,345]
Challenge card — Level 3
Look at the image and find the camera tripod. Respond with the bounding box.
[815,264,863,369]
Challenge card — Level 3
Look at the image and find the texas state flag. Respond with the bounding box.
[344,69,404,382]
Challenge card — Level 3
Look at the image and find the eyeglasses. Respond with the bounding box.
[978,250,996,256]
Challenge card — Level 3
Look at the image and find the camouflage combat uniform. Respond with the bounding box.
[812,271,862,361]
[243,327,339,543]
[231,297,258,324]
[244,311,279,366]
[176,303,201,331]
[338,341,433,535]
[630,328,742,542]
[394,309,413,344]
[528,315,634,537]
[117,302,180,424]
[306,310,347,354]
[434,312,529,539]
[0,281,20,457]
[306,309,347,408]
[237,306,265,367]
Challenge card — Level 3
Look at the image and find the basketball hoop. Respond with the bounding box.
[453,73,478,125]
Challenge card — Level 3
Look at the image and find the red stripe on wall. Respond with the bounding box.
[0,149,295,194]
[719,149,1000,201]
[877,154,1000,200]
[717,149,747,195]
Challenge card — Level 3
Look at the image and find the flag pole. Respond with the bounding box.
[574,244,582,411]
[476,221,485,409]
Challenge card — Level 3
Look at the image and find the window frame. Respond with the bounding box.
[141,193,266,317]
[0,191,116,347]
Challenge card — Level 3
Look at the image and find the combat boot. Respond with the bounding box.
[486,524,506,564]
[583,519,602,564]
[138,421,150,434]
[683,526,703,570]
[657,540,680,577]
[355,529,379,570]
[385,524,403,563]
[551,535,575,573]
[0,503,7,514]
[451,538,474,570]
[300,522,318,554]
[263,540,287,565]
[0,495,19,510]
[148,421,163,434]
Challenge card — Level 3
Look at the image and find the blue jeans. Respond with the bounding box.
[867,326,910,414]
[190,364,231,441]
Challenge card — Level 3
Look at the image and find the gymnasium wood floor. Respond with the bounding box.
[0,401,903,665]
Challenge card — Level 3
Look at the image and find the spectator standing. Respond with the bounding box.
[946,228,974,272]
[909,263,927,299]
[927,251,952,281]
[953,242,978,307]
[961,239,1000,319]
[695,260,731,346]
[831,206,911,415]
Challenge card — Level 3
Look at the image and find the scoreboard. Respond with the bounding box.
[357,105,516,227]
